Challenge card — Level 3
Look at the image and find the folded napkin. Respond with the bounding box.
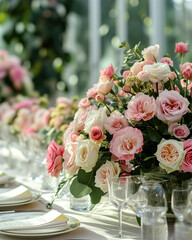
[0,210,69,231]
[0,185,33,204]
[0,172,12,185]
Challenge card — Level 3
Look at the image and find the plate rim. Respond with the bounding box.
[0,192,41,207]
[0,214,80,237]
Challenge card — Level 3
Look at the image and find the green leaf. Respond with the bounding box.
[143,156,155,161]
[77,169,94,186]
[70,178,92,198]
[89,186,105,204]
[136,216,141,226]
[147,127,162,143]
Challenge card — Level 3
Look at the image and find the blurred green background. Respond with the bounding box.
[0,0,192,100]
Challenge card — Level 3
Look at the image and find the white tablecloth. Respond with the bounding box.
[0,176,174,240]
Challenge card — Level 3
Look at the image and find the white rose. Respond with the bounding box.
[75,139,100,172]
[2,109,16,124]
[142,44,160,61]
[155,139,185,173]
[84,107,107,133]
[95,160,121,193]
[143,63,171,83]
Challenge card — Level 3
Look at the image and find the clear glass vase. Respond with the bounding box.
[70,194,91,211]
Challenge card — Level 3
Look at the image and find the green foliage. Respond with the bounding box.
[0,0,72,95]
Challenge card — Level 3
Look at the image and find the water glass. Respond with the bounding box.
[136,182,167,222]
[171,188,188,221]
[141,214,168,240]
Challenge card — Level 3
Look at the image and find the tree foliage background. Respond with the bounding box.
[0,0,72,97]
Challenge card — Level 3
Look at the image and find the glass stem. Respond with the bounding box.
[118,209,123,238]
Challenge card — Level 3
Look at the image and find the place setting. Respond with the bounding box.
[0,172,14,186]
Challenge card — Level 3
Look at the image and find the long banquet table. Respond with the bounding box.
[0,175,175,240]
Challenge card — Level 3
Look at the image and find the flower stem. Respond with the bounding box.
[118,209,123,238]
[102,102,112,113]
[156,82,159,96]
[180,53,184,78]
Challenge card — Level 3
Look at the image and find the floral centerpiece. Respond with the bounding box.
[0,49,36,102]
[47,41,192,208]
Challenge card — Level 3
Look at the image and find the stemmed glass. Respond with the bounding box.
[107,176,132,238]
[171,188,188,221]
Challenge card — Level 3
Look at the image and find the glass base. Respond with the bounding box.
[70,194,91,211]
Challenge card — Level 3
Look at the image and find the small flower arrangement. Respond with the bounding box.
[0,49,36,102]
[47,41,192,207]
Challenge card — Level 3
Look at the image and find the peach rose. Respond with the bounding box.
[95,94,105,102]
[125,92,156,122]
[155,139,185,173]
[180,139,192,172]
[142,44,160,61]
[95,160,121,193]
[156,89,190,123]
[86,84,97,99]
[143,63,171,83]
[104,110,128,135]
[131,62,143,75]
[110,126,143,161]
[46,140,64,177]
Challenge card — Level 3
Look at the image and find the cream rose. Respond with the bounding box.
[143,63,171,83]
[95,160,121,193]
[142,44,160,61]
[84,107,107,133]
[155,139,186,173]
[75,139,100,172]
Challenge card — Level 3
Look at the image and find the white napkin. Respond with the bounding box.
[0,185,33,204]
[0,210,69,231]
[0,172,11,185]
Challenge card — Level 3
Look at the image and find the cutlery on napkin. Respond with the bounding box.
[0,185,33,204]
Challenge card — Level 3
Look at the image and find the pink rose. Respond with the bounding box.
[89,126,104,142]
[104,110,128,135]
[125,92,156,122]
[9,65,25,89]
[122,84,130,92]
[110,126,143,161]
[122,70,132,79]
[12,98,38,110]
[180,62,192,72]
[78,97,91,108]
[97,76,114,95]
[180,139,192,172]
[156,89,190,123]
[23,127,36,135]
[159,57,173,66]
[137,70,150,82]
[183,66,192,80]
[100,64,114,77]
[172,124,190,139]
[131,62,143,75]
[46,140,64,177]
[175,42,189,54]
[53,116,64,129]
[95,94,105,102]
[181,79,192,91]
[168,71,177,80]
[86,84,97,99]
[63,143,79,177]
[63,120,75,147]
[118,90,128,97]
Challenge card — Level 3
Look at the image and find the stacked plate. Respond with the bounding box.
[0,210,80,237]
[0,185,41,207]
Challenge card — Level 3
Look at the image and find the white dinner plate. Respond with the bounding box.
[0,212,80,238]
[0,190,41,208]
[0,175,14,185]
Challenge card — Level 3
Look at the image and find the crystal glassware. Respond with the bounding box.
[171,188,188,222]
[107,176,132,238]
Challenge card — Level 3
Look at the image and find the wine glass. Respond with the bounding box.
[171,188,188,221]
[136,182,167,222]
[107,176,132,238]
